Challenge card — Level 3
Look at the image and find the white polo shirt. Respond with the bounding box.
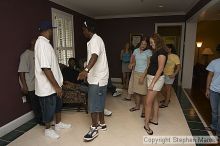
[86,34,109,86]
[18,50,35,91]
[35,36,63,97]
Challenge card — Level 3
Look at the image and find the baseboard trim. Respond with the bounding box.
[0,111,34,137]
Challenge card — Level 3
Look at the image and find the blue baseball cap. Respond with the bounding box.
[38,20,56,31]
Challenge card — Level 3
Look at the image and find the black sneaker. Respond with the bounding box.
[97,123,107,131]
[84,127,98,141]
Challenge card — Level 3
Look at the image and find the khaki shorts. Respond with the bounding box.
[147,75,165,91]
[128,70,134,95]
[133,71,147,95]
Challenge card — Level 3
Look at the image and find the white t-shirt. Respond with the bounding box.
[35,36,63,97]
[86,34,109,86]
[18,50,35,91]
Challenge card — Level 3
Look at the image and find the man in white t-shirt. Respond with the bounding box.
[18,38,42,125]
[35,21,71,139]
[78,20,109,141]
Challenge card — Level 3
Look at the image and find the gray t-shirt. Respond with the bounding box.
[18,49,35,91]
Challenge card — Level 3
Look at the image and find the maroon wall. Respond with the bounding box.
[97,15,185,77]
[0,0,51,127]
[0,1,91,127]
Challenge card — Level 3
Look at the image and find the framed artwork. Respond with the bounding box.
[130,33,143,49]
[162,36,176,47]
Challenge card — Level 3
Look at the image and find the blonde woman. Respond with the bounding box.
[121,43,132,89]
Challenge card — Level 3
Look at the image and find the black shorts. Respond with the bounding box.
[38,93,62,123]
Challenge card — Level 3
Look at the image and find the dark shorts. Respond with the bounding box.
[88,84,107,113]
[27,91,42,123]
[38,93,62,123]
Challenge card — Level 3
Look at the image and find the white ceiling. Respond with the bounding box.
[50,0,200,19]
[198,0,220,21]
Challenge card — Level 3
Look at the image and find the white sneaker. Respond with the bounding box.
[55,122,71,131]
[112,91,121,97]
[45,129,60,139]
[104,109,112,116]
[84,127,98,141]
[116,88,123,92]
[90,123,107,131]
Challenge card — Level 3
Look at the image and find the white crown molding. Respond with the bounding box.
[0,111,34,137]
[95,12,186,19]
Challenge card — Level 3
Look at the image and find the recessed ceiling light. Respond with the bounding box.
[158,5,164,8]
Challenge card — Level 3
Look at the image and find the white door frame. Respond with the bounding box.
[155,23,185,85]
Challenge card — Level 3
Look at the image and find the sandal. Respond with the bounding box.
[149,121,158,125]
[129,107,140,112]
[141,113,145,118]
[159,104,168,108]
[144,126,153,135]
[123,98,131,101]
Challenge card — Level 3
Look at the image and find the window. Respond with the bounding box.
[52,8,75,65]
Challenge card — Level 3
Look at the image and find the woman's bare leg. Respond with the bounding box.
[144,90,157,128]
[151,96,159,123]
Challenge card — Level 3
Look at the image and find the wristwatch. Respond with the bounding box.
[84,68,89,72]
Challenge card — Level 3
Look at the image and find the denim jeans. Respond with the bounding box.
[88,84,107,113]
[210,90,220,133]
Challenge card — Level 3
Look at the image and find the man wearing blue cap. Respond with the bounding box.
[35,21,71,139]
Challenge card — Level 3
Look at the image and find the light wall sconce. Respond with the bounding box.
[196,41,203,63]
[196,41,203,48]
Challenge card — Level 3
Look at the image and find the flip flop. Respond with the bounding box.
[149,121,158,125]
[159,104,168,108]
[144,126,153,135]
[129,107,140,112]
[141,113,145,118]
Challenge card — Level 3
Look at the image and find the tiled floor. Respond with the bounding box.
[0,87,216,146]
[0,119,37,146]
[183,76,218,146]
